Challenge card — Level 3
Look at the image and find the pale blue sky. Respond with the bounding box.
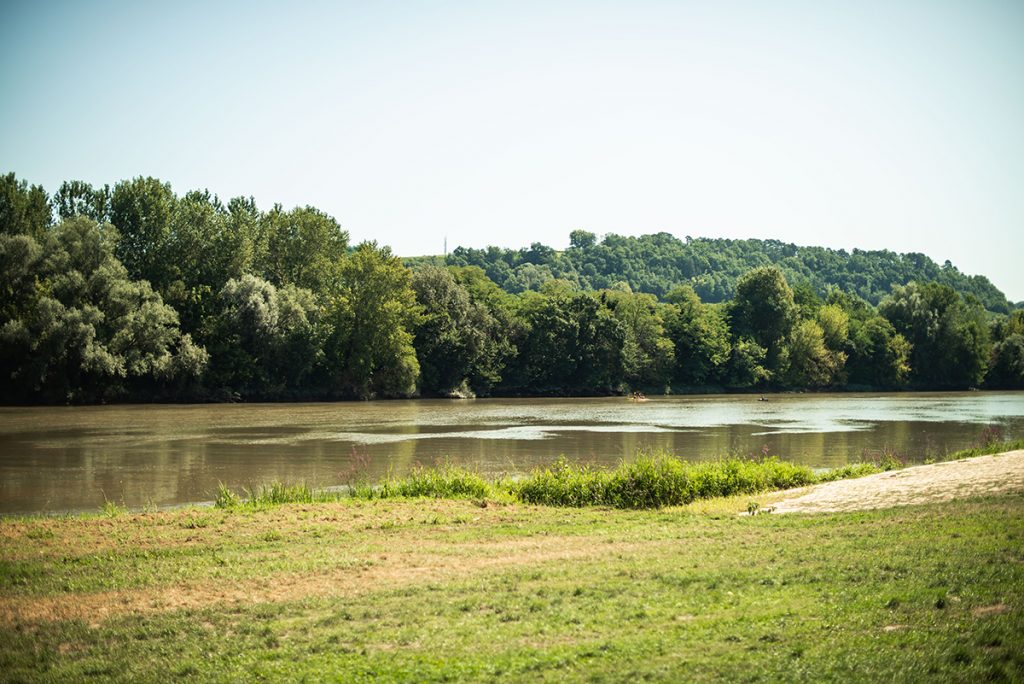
[2,0,1022,299]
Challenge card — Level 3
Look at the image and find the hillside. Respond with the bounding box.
[433,231,1012,313]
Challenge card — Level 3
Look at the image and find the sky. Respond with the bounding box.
[2,0,1023,300]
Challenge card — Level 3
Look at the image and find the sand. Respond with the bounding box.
[770,450,1024,514]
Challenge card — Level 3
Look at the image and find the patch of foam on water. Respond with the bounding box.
[750,421,873,436]
[297,423,680,445]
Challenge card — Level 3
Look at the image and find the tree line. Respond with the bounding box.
[434,230,1015,313]
[2,172,1022,403]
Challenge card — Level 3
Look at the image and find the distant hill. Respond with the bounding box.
[421,231,1011,313]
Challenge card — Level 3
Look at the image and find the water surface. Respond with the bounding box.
[1,392,1022,515]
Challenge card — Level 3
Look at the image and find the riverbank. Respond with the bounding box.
[769,449,1024,514]
[2,454,1023,681]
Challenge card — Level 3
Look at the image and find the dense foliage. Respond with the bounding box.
[440,230,1013,313]
[2,172,1022,402]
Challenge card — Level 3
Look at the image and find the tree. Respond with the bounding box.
[260,205,348,293]
[784,319,845,388]
[846,316,911,388]
[509,291,624,392]
[325,243,421,398]
[412,266,504,395]
[160,190,227,332]
[0,172,51,240]
[816,304,849,351]
[569,229,597,250]
[0,217,206,402]
[110,177,176,287]
[729,267,795,372]
[205,274,326,397]
[986,310,1024,388]
[725,338,770,387]
[603,288,674,388]
[987,334,1024,389]
[880,282,990,388]
[53,180,111,223]
[664,286,731,386]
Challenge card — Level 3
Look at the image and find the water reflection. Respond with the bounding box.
[1,392,1022,514]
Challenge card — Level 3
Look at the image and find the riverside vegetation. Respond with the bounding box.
[1,443,1022,681]
[3,172,1024,404]
[212,440,1022,512]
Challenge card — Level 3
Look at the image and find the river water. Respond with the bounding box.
[1,392,1023,515]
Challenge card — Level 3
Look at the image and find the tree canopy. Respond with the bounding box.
[2,171,1019,403]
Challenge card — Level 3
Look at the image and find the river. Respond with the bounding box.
[1,391,1023,515]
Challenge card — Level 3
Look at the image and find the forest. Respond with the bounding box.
[2,172,1023,403]
[436,230,1015,313]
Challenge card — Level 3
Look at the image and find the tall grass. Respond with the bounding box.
[215,465,497,510]
[511,455,817,508]
[215,481,345,510]
[946,437,1024,460]
[213,440,1024,512]
[356,464,495,500]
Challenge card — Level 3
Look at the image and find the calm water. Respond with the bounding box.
[1,392,1023,515]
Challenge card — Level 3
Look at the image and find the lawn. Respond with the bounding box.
[1,490,1022,682]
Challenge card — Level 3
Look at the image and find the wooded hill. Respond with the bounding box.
[429,230,1014,313]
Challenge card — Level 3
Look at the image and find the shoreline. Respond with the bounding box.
[768,449,1024,514]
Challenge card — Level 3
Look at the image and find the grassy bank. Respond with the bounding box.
[2,493,1022,682]
[2,443,1022,682]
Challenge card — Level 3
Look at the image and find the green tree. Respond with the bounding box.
[729,267,795,372]
[987,334,1024,389]
[260,205,348,293]
[510,291,624,392]
[879,282,990,388]
[110,177,176,287]
[412,266,505,395]
[784,319,846,388]
[0,172,51,240]
[325,243,421,398]
[569,229,597,250]
[449,265,522,389]
[0,217,206,402]
[206,275,326,397]
[845,316,911,388]
[604,288,674,389]
[725,338,770,387]
[53,180,111,223]
[986,310,1024,389]
[663,286,731,386]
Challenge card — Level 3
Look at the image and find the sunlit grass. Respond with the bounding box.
[209,440,1024,512]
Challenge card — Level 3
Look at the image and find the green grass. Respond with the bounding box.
[941,437,1024,460]
[358,463,498,501]
[1,493,1022,682]
[213,440,1024,512]
[511,455,817,508]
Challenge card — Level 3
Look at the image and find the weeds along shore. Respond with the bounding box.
[209,439,1024,513]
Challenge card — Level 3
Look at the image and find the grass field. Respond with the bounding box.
[2,486,1022,682]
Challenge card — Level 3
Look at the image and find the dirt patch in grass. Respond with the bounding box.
[0,534,649,627]
[771,450,1024,514]
[971,603,1010,618]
